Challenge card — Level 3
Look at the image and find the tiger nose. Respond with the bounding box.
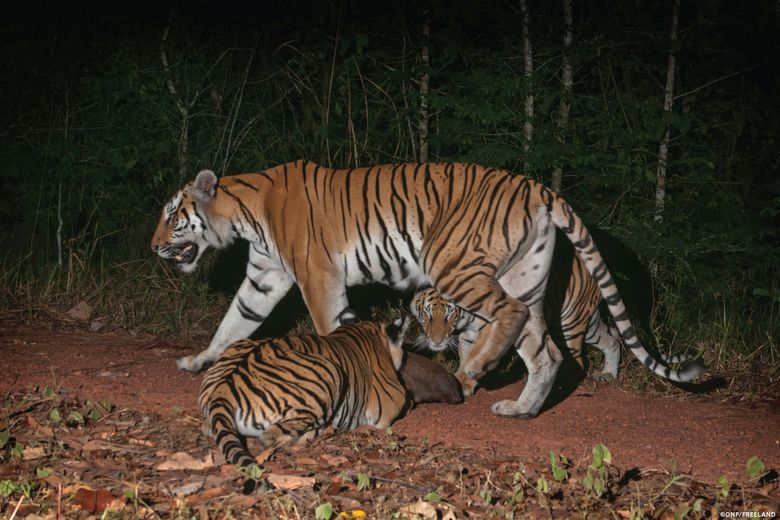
[151,241,158,253]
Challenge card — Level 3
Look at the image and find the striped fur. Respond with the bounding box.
[412,276,697,382]
[199,319,409,491]
[154,161,704,418]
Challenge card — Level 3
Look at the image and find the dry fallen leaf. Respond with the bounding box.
[321,453,349,466]
[266,473,316,490]
[399,500,438,519]
[72,488,120,513]
[155,452,213,471]
[22,446,46,460]
[166,476,205,497]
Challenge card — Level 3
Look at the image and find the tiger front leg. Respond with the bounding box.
[298,273,350,334]
[177,269,293,372]
[445,278,530,398]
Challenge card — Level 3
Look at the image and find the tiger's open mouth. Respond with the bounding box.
[173,243,199,266]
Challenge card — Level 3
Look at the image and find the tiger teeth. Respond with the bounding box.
[175,244,193,262]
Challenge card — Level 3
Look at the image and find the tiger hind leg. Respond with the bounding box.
[584,312,621,380]
[489,307,564,418]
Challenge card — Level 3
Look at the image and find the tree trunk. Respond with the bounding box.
[551,0,573,193]
[520,0,534,172]
[654,0,680,225]
[418,18,430,163]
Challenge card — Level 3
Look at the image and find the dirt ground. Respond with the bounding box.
[1,324,778,484]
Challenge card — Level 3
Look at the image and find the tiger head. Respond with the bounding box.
[151,170,233,273]
[410,288,461,351]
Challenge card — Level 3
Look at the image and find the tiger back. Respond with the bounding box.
[198,318,409,492]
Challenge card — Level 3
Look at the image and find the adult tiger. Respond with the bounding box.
[199,314,409,493]
[152,161,704,418]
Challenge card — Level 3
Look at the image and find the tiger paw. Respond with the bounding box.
[177,354,207,373]
[490,399,537,419]
[455,372,478,396]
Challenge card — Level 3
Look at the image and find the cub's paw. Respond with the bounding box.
[455,372,478,397]
[176,354,207,373]
[490,399,537,419]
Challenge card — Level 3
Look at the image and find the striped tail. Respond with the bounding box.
[204,398,262,494]
[548,193,704,383]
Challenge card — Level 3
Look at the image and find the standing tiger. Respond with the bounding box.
[199,316,409,493]
[410,244,623,380]
[152,161,704,418]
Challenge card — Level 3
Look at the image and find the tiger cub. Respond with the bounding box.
[199,316,410,493]
[411,250,622,379]
[411,285,694,384]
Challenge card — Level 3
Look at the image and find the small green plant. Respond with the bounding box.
[746,456,765,480]
[717,475,730,498]
[510,471,526,504]
[549,450,569,482]
[423,489,441,503]
[0,479,35,498]
[583,444,612,498]
[67,410,85,426]
[536,475,549,494]
[479,486,492,504]
[49,408,61,424]
[0,480,15,497]
[0,430,9,449]
[315,501,334,520]
[239,463,266,487]
[356,472,371,491]
[10,442,24,459]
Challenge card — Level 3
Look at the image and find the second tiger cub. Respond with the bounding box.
[199,316,411,492]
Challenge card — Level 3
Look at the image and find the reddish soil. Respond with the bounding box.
[2,325,778,483]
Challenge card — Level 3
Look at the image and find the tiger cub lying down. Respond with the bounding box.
[199,314,461,493]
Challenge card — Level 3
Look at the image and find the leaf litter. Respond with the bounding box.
[0,387,777,518]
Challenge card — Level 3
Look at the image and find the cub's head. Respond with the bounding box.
[410,288,461,351]
[151,170,228,273]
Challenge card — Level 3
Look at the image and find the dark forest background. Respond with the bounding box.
[1,0,778,376]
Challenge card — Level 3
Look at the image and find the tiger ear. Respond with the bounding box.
[337,308,360,326]
[384,316,409,371]
[384,315,410,346]
[192,169,219,202]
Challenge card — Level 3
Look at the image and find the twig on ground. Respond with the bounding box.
[8,494,24,520]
